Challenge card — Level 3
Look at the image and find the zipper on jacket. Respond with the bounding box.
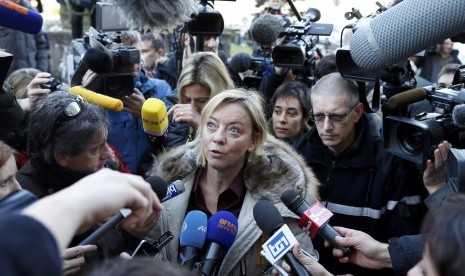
[365,168,375,202]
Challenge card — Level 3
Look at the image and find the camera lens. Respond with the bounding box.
[398,124,424,155]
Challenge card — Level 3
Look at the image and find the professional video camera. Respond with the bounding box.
[272,7,333,87]
[70,3,139,98]
[186,0,231,37]
[384,68,465,166]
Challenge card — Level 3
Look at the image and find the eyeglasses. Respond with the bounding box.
[53,95,84,130]
[309,104,358,123]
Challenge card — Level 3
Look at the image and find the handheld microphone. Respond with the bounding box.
[350,0,465,70]
[69,86,123,112]
[78,175,167,246]
[141,98,168,155]
[107,0,197,31]
[388,87,428,109]
[452,104,465,128]
[281,190,351,256]
[0,1,43,35]
[179,210,208,269]
[253,200,310,276]
[250,13,283,47]
[200,211,238,276]
[230,52,252,73]
[161,180,185,202]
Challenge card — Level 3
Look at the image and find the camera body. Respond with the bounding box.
[384,85,465,166]
[71,26,139,98]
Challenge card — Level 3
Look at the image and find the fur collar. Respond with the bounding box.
[152,135,319,203]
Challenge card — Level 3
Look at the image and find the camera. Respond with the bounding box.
[272,13,333,69]
[271,8,333,87]
[71,4,140,99]
[40,77,69,92]
[186,0,230,37]
[384,84,465,166]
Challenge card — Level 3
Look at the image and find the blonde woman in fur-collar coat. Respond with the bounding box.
[146,89,320,275]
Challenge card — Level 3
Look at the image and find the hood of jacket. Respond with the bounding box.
[153,134,320,203]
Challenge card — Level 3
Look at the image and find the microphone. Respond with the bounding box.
[388,87,428,109]
[281,190,351,256]
[161,180,185,202]
[250,13,283,47]
[253,200,310,276]
[303,8,321,23]
[452,104,465,128]
[200,211,238,276]
[69,86,124,112]
[0,1,43,35]
[179,210,208,269]
[107,0,198,31]
[350,0,465,70]
[141,98,168,155]
[78,175,167,246]
[82,47,114,74]
[230,52,252,73]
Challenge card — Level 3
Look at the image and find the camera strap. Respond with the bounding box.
[357,80,380,113]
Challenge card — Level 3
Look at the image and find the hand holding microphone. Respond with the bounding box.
[122,88,145,118]
[281,190,351,256]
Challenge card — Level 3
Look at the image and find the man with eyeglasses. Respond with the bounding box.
[293,72,435,276]
[16,92,157,273]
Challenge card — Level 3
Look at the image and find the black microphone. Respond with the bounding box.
[230,52,252,73]
[78,175,167,246]
[250,13,284,47]
[350,0,465,70]
[253,200,310,276]
[303,8,321,23]
[107,0,198,31]
[281,190,351,256]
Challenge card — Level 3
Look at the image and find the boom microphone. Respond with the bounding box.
[78,176,167,246]
[141,98,168,155]
[107,0,198,31]
[69,86,123,112]
[388,87,428,109]
[452,104,465,128]
[230,52,252,73]
[179,210,208,269]
[253,200,309,276]
[350,0,465,70]
[281,190,351,256]
[200,211,238,276]
[250,13,283,47]
[0,1,43,35]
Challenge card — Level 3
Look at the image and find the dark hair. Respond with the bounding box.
[84,257,197,276]
[314,54,338,80]
[421,193,465,276]
[270,80,312,118]
[141,33,165,51]
[28,91,109,163]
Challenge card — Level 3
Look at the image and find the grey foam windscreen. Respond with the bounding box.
[350,0,465,70]
[251,14,283,46]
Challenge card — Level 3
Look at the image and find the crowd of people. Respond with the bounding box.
[1,0,465,276]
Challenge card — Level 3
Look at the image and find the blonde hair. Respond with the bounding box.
[196,88,268,167]
[6,68,41,99]
[0,140,15,168]
[177,52,234,105]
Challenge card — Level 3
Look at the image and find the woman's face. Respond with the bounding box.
[272,96,305,141]
[182,84,211,114]
[201,102,257,172]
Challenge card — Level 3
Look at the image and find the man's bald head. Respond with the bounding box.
[312,72,360,107]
